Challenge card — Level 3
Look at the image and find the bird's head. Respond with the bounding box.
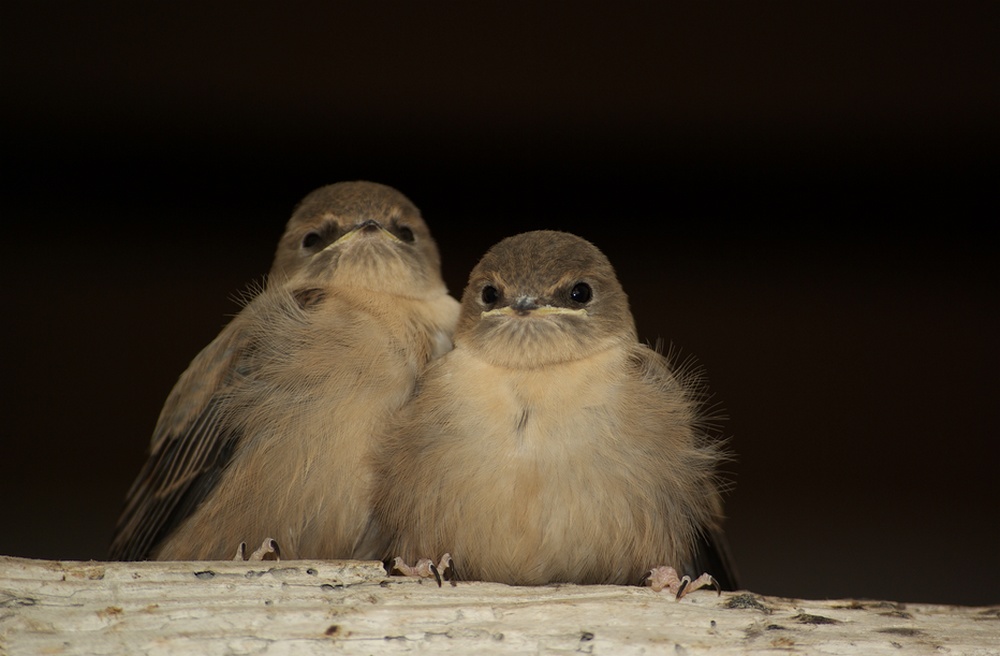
[457,230,636,369]
[269,181,446,299]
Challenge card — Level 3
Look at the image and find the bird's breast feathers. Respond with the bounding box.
[432,345,632,458]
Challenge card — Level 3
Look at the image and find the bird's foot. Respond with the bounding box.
[391,553,455,587]
[233,538,281,562]
[644,565,719,600]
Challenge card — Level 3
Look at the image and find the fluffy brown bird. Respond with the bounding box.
[366,230,735,594]
[109,181,460,561]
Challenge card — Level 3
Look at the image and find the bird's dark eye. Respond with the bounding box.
[302,231,322,250]
[396,225,415,243]
[301,224,342,252]
[481,285,499,305]
[570,282,592,304]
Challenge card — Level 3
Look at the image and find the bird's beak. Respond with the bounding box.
[332,219,401,247]
[482,296,587,319]
[511,295,539,314]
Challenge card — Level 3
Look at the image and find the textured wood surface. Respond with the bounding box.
[1,555,997,655]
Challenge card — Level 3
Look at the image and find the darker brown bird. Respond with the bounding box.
[109,181,460,561]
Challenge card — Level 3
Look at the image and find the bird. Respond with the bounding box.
[365,230,736,595]
[108,181,461,561]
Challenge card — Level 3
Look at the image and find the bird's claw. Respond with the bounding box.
[233,538,281,561]
[645,565,719,599]
[391,553,456,587]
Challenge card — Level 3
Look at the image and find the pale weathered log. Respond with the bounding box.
[1,555,997,655]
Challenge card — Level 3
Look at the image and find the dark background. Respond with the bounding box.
[2,2,997,606]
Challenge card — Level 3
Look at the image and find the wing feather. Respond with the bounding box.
[108,319,248,561]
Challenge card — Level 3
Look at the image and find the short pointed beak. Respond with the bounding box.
[332,218,400,246]
[510,296,538,315]
[480,298,588,319]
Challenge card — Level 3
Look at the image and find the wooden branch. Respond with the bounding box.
[1,555,996,654]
